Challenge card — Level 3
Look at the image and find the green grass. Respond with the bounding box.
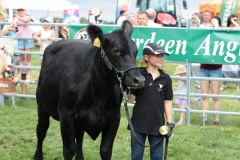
[0,106,240,160]
[1,47,240,159]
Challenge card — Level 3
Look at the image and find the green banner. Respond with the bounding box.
[220,0,239,27]
[70,25,240,64]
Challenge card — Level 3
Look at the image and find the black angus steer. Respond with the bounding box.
[33,21,145,160]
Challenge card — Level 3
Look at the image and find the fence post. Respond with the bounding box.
[0,95,4,106]
[186,62,191,125]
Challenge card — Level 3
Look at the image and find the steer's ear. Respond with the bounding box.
[121,20,133,36]
[87,25,103,43]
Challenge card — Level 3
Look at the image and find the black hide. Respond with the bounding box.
[33,21,145,160]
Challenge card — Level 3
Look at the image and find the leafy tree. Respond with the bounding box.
[80,17,88,24]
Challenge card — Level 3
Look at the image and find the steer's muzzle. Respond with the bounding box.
[133,76,145,89]
[123,73,145,90]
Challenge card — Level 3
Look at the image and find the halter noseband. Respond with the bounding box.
[100,46,138,93]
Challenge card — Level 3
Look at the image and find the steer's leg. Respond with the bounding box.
[59,107,76,160]
[100,115,121,160]
[34,103,50,160]
[75,127,85,160]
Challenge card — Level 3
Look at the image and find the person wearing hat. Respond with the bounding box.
[8,7,33,102]
[33,17,55,65]
[128,43,174,160]
[174,65,187,125]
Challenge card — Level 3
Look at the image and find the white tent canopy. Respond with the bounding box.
[2,0,72,11]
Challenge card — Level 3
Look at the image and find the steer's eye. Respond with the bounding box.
[112,48,119,53]
[112,49,121,57]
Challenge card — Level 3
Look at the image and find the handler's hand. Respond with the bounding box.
[166,122,175,138]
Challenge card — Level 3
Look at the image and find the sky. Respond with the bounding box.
[26,0,210,22]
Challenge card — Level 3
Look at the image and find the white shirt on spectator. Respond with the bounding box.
[147,20,162,27]
[117,16,127,25]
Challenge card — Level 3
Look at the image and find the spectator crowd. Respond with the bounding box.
[117,9,240,127]
[0,6,68,102]
[0,7,239,126]
[0,5,240,160]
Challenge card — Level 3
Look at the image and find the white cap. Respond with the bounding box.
[44,17,53,23]
[17,7,26,10]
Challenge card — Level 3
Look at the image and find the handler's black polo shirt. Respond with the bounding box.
[130,68,173,136]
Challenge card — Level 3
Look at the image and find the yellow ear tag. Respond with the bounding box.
[93,37,101,48]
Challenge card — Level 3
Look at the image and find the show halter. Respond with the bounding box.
[100,46,139,93]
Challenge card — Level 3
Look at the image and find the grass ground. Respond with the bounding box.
[1,105,240,160]
[0,46,240,159]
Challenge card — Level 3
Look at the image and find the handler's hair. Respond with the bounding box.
[141,55,166,72]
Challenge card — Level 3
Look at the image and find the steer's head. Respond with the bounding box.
[87,21,145,90]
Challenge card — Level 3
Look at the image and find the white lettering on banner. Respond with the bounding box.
[194,34,237,63]
[225,41,237,62]
[134,38,144,49]
[165,40,175,54]
[131,31,238,63]
[133,32,187,55]
[134,32,156,48]
[158,39,165,48]
[145,32,156,45]
[212,41,224,56]
[222,0,235,27]
[194,34,211,56]
[160,40,187,55]
[175,40,187,55]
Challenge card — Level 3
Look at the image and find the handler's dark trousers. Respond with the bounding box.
[131,132,164,160]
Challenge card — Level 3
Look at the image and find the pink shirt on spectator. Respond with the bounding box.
[13,16,32,38]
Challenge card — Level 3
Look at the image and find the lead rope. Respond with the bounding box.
[115,62,164,148]
[123,100,163,147]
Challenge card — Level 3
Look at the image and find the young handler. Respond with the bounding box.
[128,43,174,160]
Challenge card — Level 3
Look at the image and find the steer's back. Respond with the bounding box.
[37,39,95,119]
